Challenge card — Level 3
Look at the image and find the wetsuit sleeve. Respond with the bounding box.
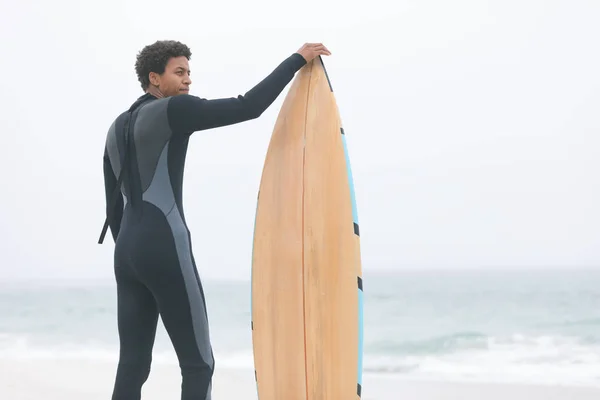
[167,53,307,133]
[103,147,124,242]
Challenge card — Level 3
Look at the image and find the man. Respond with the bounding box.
[99,40,331,400]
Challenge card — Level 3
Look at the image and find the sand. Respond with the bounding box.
[1,358,599,400]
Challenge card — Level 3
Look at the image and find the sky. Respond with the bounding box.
[0,0,598,282]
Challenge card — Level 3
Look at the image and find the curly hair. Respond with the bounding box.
[135,40,192,90]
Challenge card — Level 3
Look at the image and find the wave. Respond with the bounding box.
[1,332,599,387]
[371,330,600,355]
[365,332,600,386]
[369,331,489,355]
[538,317,600,328]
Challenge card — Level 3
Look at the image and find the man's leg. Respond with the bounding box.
[111,268,159,400]
[130,204,215,400]
[140,230,214,400]
[151,262,214,400]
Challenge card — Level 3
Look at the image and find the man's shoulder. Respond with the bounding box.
[105,95,189,143]
[105,96,164,133]
[105,110,127,141]
[166,93,206,109]
[164,94,206,123]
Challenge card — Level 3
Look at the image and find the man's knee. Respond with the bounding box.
[180,359,213,379]
[116,358,152,380]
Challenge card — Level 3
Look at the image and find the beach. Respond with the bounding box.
[2,270,600,399]
[1,358,599,400]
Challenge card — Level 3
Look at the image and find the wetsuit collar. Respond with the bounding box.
[128,93,157,112]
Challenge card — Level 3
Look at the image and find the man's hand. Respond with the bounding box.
[296,43,331,63]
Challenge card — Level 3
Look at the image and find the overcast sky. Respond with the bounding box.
[0,0,598,282]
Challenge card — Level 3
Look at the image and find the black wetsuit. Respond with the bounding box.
[100,53,307,400]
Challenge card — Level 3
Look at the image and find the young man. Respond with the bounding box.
[100,40,331,400]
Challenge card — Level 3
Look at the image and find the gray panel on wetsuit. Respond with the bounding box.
[132,99,173,192]
[105,118,127,205]
[166,204,215,368]
[143,142,215,376]
[142,143,176,216]
[105,119,120,177]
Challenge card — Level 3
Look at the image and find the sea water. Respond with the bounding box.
[1,268,599,387]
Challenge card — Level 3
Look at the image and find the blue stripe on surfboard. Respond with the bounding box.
[358,280,364,392]
[340,129,359,228]
[341,127,364,394]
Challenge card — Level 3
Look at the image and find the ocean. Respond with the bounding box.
[1,268,599,388]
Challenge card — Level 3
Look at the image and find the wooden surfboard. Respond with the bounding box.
[251,55,364,400]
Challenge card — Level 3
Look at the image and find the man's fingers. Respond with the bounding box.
[311,44,330,54]
[297,42,331,60]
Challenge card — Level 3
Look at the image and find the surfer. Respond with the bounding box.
[99,40,331,400]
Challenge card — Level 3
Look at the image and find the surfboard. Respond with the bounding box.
[250,55,364,400]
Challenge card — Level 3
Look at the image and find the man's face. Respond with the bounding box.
[149,56,192,97]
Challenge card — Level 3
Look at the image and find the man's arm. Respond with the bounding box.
[103,147,124,242]
[167,53,307,133]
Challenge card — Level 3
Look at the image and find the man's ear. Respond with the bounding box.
[149,71,160,86]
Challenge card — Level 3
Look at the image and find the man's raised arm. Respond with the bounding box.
[167,44,330,133]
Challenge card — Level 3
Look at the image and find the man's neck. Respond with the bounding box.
[146,85,164,99]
